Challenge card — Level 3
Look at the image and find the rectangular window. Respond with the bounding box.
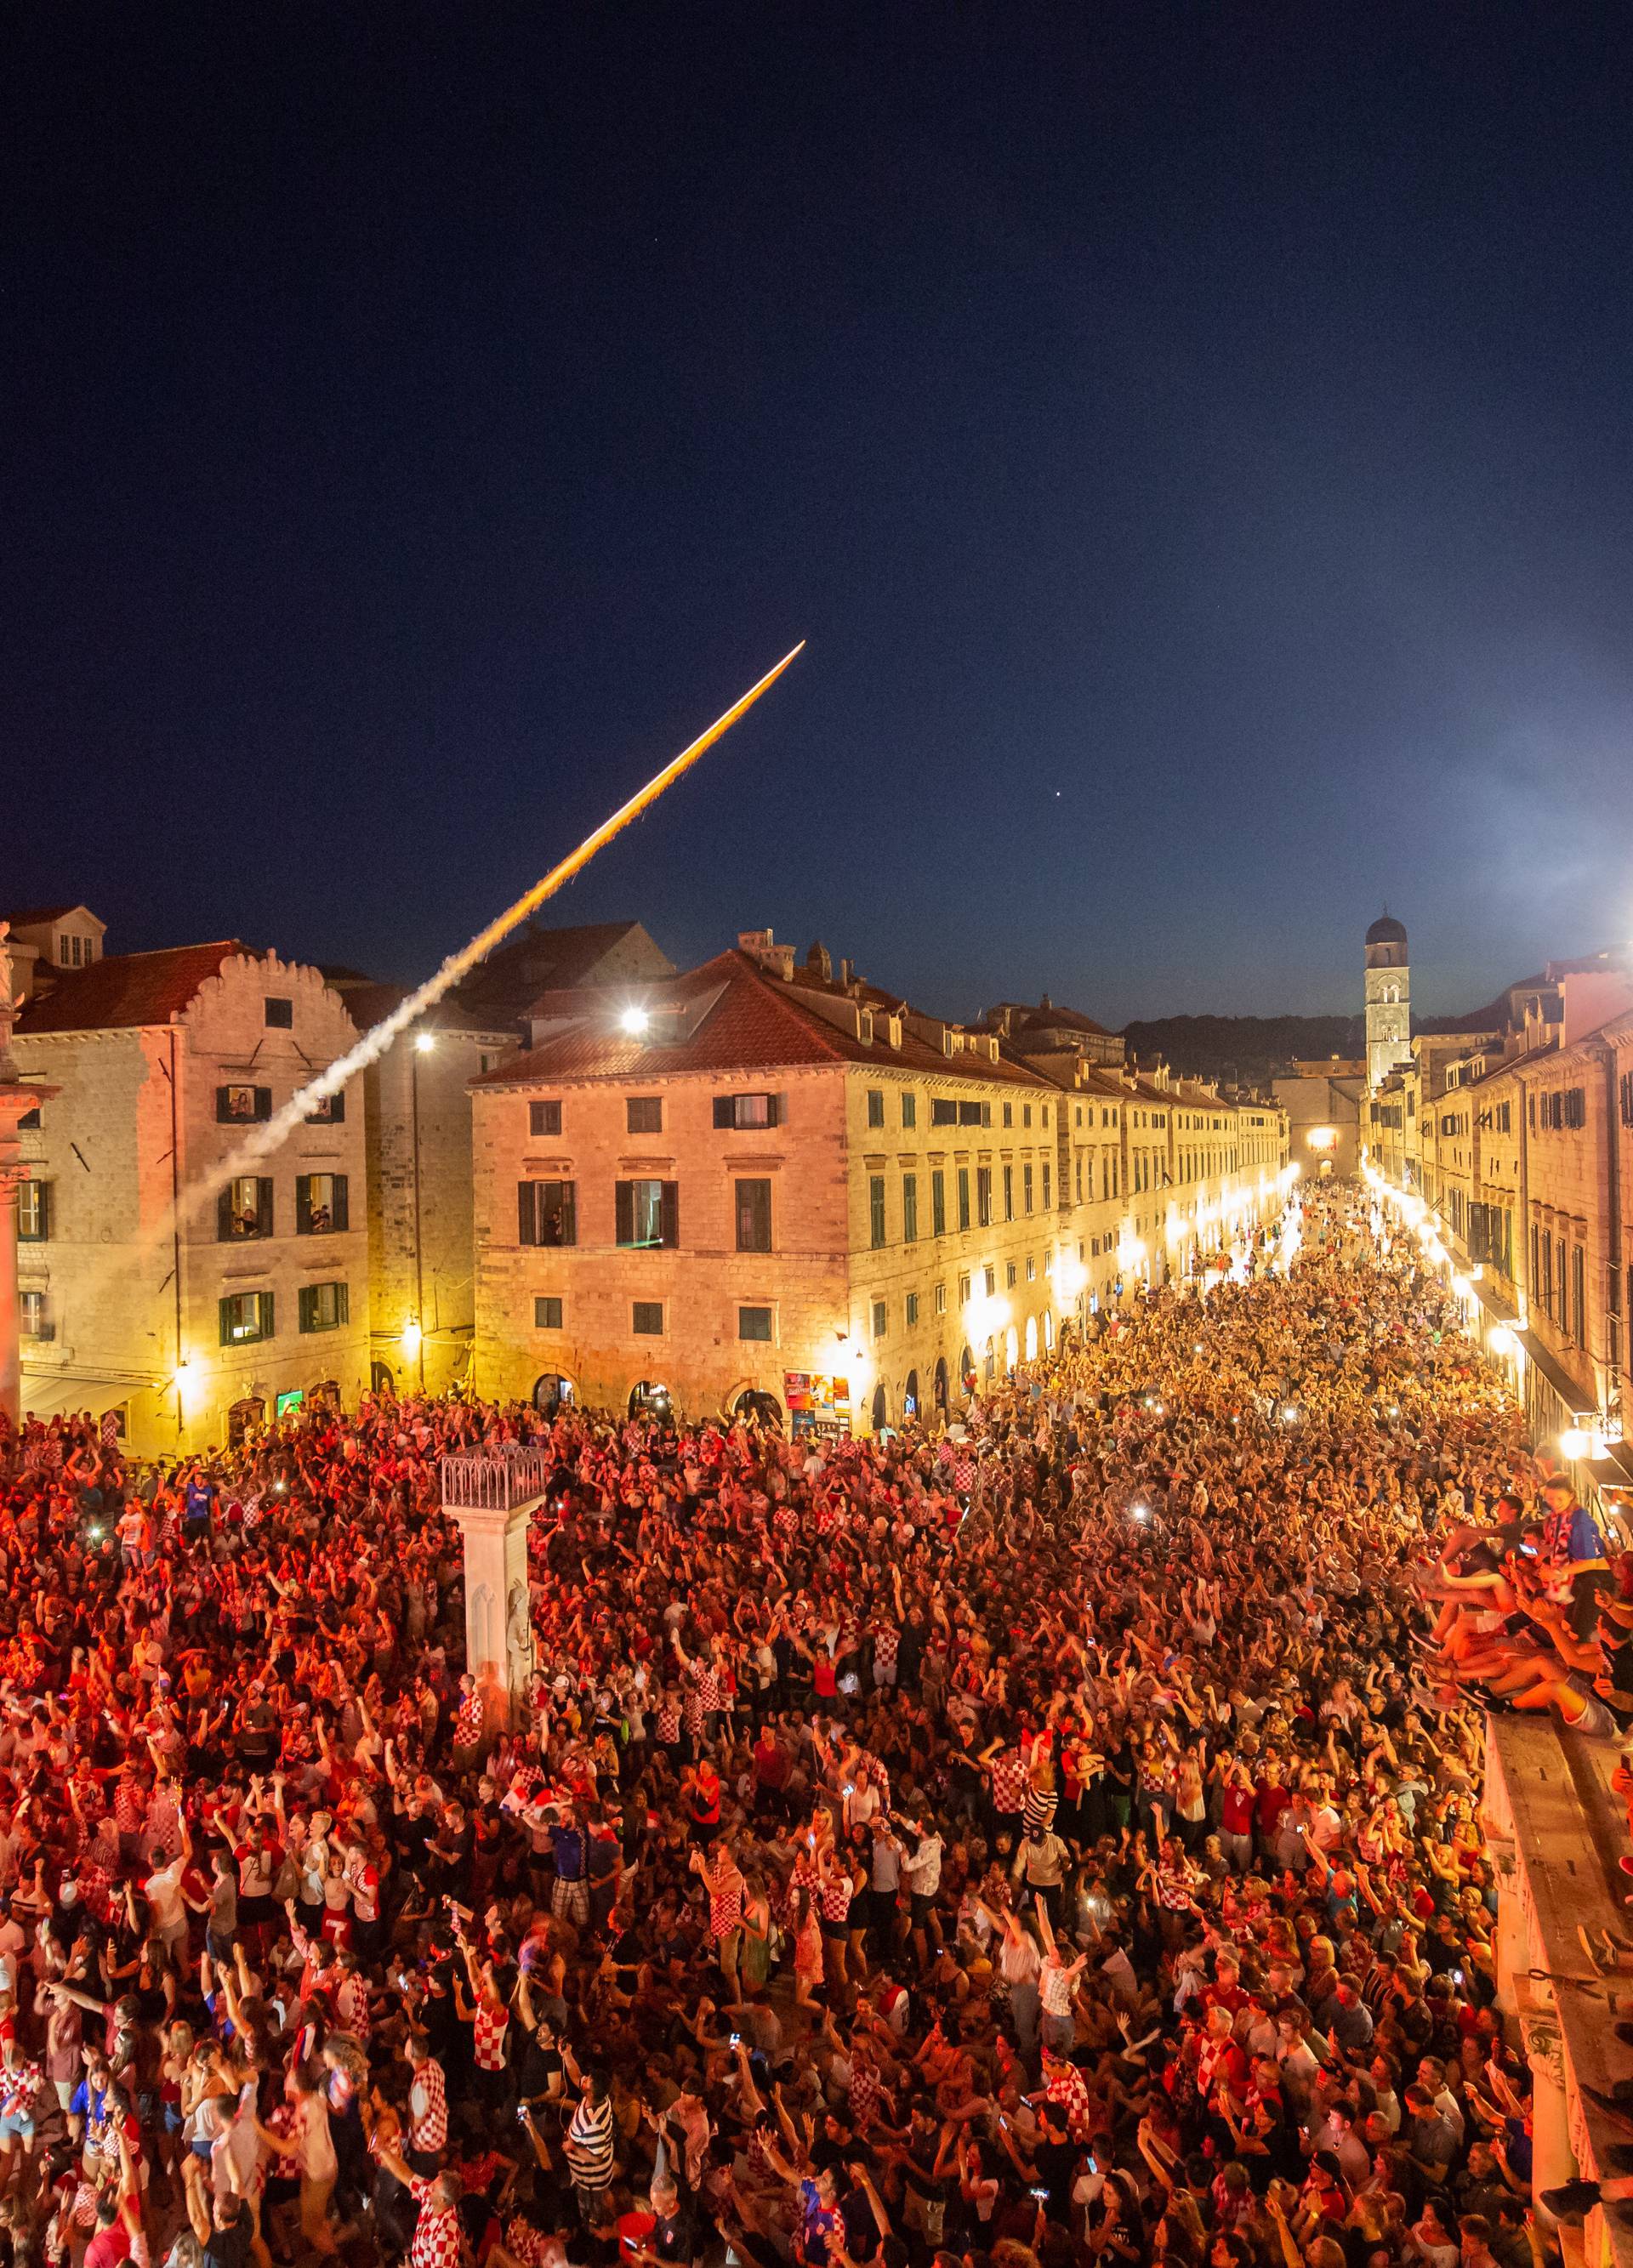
[714,1092,778,1129]
[305,1090,344,1124]
[1573,1246,1586,1346]
[632,1301,664,1335]
[18,1105,40,1129]
[867,1089,885,1128]
[218,1176,274,1242]
[264,997,293,1028]
[957,1168,970,1231]
[299,1282,350,1333]
[1005,1260,1017,1288]
[906,1291,919,1327]
[1042,1160,1051,1210]
[1002,1164,1013,1220]
[1027,1254,1036,1281]
[930,1168,946,1236]
[617,1179,679,1248]
[534,1296,564,1330]
[935,1282,946,1315]
[736,1178,772,1253]
[217,1083,272,1123]
[958,1271,972,1305]
[1023,1104,1033,1128]
[20,1289,49,1340]
[984,1264,996,1296]
[977,1167,993,1227]
[959,1100,986,1127]
[530,1100,562,1138]
[931,1099,957,1127]
[1023,1162,1034,1214]
[869,1175,887,1248]
[902,1173,919,1243]
[872,1299,887,1339]
[219,1290,275,1345]
[17,1180,52,1241]
[1003,1103,1013,1128]
[626,1096,663,1134]
[901,1092,917,1128]
[1556,1236,1568,1327]
[295,1174,349,1234]
[738,1305,773,1341]
[518,1180,578,1246]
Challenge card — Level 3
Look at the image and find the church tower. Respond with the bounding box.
[1364,913,1411,1089]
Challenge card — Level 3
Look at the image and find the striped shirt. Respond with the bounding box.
[566,2096,616,2190]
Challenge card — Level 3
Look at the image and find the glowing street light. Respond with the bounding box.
[619,1006,651,1036]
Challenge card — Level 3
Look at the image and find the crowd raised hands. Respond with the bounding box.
[0,1182,1562,2268]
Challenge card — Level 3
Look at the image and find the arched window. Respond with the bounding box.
[1024,1316,1038,1362]
[870,1381,888,1432]
[933,1356,949,1411]
[533,1373,576,1415]
[902,1369,919,1420]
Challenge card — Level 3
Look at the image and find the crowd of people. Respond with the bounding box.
[0,1182,1596,2268]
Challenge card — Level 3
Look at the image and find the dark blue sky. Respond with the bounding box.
[9,5,1633,1025]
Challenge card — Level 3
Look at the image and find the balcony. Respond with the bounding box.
[441,1445,551,1512]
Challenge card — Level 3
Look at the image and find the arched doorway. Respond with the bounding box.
[902,1368,919,1421]
[227,1396,265,1448]
[959,1344,976,1395]
[308,1378,340,1410]
[370,1361,395,1396]
[870,1381,887,1432]
[1024,1316,1038,1363]
[629,1379,673,1422]
[1004,1326,1019,1373]
[1043,1310,1055,1353]
[532,1373,576,1416]
[933,1356,949,1413]
[733,1388,783,1430]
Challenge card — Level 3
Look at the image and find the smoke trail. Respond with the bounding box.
[176,642,804,1239]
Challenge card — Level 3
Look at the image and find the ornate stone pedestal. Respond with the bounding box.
[441,1447,547,1743]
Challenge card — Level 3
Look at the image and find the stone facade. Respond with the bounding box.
[1364,916,1412,1090]
[469,936,1292,1432]
[15,949,371,1452]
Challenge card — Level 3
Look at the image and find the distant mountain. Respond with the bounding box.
[1119,1013,1364,1087]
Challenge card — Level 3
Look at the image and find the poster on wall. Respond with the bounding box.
[786,1372,852,1437]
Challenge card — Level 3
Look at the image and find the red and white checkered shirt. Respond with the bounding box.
[407,2178,463,2268]
[409,2058,448,2153]
[455,1691,484,1748]
[1044,2059,1095,2143]
[471,2001,509,2074]
[989,1750,1029,1815]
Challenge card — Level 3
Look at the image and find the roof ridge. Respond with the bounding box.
[724,949,849,1060]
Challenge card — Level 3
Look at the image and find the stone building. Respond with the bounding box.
[1272,1059,1367,1181]
[1363,913,1412,1089]
[469,929,1292,1433]
[12,934,371,1452]
[325,920,674,1397]
[1363,942,1633,1492]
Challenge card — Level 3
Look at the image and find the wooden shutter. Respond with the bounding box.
[259,1291,276,1339]
[661,1181,680,1248]
[713,1096,733,1128]
[333,1177,350,1232]
[258,1179,275,1236]
[296,1180,312,1236]
[216,1085,232,1123]
[254,1087,273,1121]
[518,1183,537,1245]
[219,1297,233,1346]
[615,1181,634,1246]
[560,1183,578,1246]
[335,1282,350,1326]
[218,1186,234,1240]
[299,1285,315,1333]
[766,1094,781,1127]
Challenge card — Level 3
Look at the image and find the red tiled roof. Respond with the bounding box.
[472,950,1055,1091]
[17,943,247,1033]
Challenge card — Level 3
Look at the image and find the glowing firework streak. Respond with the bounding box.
[182,641,804,1233]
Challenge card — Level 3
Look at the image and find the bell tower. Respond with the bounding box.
[1364,913,1411,1089]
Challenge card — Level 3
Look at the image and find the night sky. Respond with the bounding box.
[9,6,1633,1026]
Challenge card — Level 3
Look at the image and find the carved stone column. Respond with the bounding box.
[441,1448,545,1744]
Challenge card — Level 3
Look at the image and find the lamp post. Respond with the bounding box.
[411,1031,435,1391]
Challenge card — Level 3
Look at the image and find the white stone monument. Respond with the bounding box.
[441,1445,549,1740]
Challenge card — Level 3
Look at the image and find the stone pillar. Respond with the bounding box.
[0,927,58,1431]
[1519,2010,1574,2206]
[441,1449,546,1742]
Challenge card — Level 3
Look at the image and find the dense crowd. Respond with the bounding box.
[0,1183,1598,2268]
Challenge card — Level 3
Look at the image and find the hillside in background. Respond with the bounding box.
[1120,1013,1364,1088]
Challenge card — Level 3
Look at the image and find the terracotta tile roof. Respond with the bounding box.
[472,950,1055,1091]
[17,942,246,1033]
[3,904,82,927]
